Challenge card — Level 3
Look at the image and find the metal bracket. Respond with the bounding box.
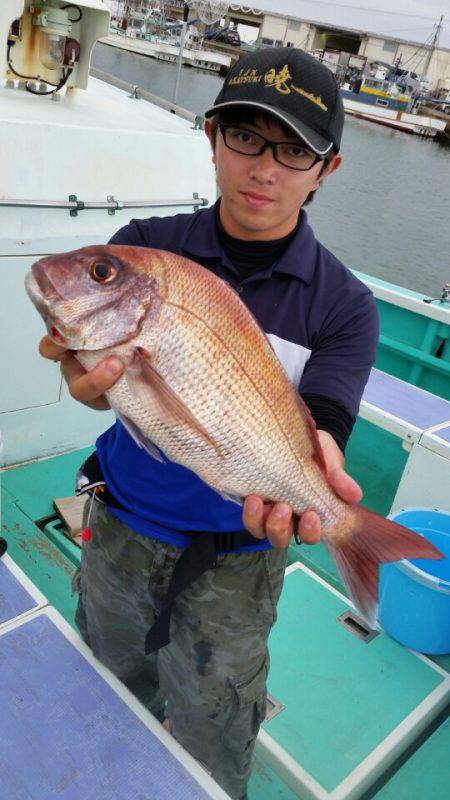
[128,85,140,100]
[192,192,208,212]
[423,282,450,305]
[68,194,84,217]
[107,195,118,215]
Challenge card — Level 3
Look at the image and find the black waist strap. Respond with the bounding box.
[146,534,216,653]
[77,451,262,653]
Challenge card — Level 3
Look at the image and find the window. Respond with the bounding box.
[382,41,397,53]
[375,98,389,107]
[289,21,301,31]
[261,37,283,47]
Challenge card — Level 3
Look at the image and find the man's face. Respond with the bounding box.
[206,114,341,241]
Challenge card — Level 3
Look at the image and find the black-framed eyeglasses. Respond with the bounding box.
[219,125,324,171]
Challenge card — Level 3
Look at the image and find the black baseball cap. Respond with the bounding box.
[205,47,344,155]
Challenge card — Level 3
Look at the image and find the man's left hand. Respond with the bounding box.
[242,430,362,549]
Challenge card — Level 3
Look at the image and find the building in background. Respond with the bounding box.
[246,4,450,91]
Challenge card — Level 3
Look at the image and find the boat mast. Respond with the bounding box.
[422,15,443,81]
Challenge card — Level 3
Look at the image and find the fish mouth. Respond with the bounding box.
[25,271,50,313]
[25,271,78,348]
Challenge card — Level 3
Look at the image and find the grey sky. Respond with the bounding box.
[249,0,450,49]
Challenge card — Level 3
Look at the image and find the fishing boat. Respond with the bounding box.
[1,3,449,799]
[101,27,231,72]
[102,0,232,73]
[340,74,447,138]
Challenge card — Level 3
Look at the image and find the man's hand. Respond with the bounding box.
[243,430,362,549]
[39,335,124,411]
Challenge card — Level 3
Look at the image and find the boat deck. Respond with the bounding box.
[2,448,449,799]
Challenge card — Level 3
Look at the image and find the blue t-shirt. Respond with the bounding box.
[95,200,379,548]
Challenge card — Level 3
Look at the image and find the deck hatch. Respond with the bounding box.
[337,610,379,642]
[264,693,285,722]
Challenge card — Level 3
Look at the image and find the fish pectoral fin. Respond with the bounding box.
[111,403,166,463]
[218,490,243,506]
[127,346,223,458]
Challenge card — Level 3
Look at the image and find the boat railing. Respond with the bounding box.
[360,367,450,511]
[89,67,204,129]
[0,194,208,216]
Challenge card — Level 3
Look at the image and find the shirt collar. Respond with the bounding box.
[181,198,318,285]
[181,198,225,260]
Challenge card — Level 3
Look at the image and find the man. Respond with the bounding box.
[39,48,378,799]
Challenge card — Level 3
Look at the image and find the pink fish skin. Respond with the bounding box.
[25,245,443,626]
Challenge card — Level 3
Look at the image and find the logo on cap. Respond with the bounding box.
[228,64,328,112]
[265,66,328,112]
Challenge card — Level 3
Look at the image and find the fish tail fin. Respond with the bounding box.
[326,506,443,628]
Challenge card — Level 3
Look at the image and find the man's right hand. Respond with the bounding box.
[39,335,124,411]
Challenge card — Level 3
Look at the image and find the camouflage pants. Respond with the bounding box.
[73,501,287,800]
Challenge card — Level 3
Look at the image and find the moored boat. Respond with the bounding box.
[340,75,447,137]
[101,28,232,73]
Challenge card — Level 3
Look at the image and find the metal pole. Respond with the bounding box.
[422,15,443,82]
[172,21,187,104]
[172,2,190,104]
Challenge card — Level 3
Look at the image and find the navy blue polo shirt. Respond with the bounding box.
[95,199,378,548]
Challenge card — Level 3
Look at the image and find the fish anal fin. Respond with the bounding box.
[130,346,223,459]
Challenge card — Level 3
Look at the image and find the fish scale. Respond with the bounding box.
[26,244,443,626]
[154,307,320,507]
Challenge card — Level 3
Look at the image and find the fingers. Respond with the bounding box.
[297,509,321,545]
[316,428,363,503]
[264,503,294,548]
[244,494,324,548]
[65,357,123,407]
[39,335,69,362]
[243,496,293,549]
[38,336,123,411]
[242,495,267,539]
[328,466,363,504]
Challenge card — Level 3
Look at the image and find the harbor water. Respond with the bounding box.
[92,42,450,298]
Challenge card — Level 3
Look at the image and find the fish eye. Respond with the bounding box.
[89,262,116,283]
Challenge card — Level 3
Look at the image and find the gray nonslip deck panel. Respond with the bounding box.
[0,558,38,624]
[0,614,218,800]
[362,370,450,430]
[435,424,450,443]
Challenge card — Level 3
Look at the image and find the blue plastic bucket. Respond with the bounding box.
[378,508,450,654]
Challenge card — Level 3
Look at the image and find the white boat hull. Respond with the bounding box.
[101,32,231,73]
[342,97,447,137]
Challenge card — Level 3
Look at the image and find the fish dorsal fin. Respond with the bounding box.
[294,392,328,475]
[127,346,223,458]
